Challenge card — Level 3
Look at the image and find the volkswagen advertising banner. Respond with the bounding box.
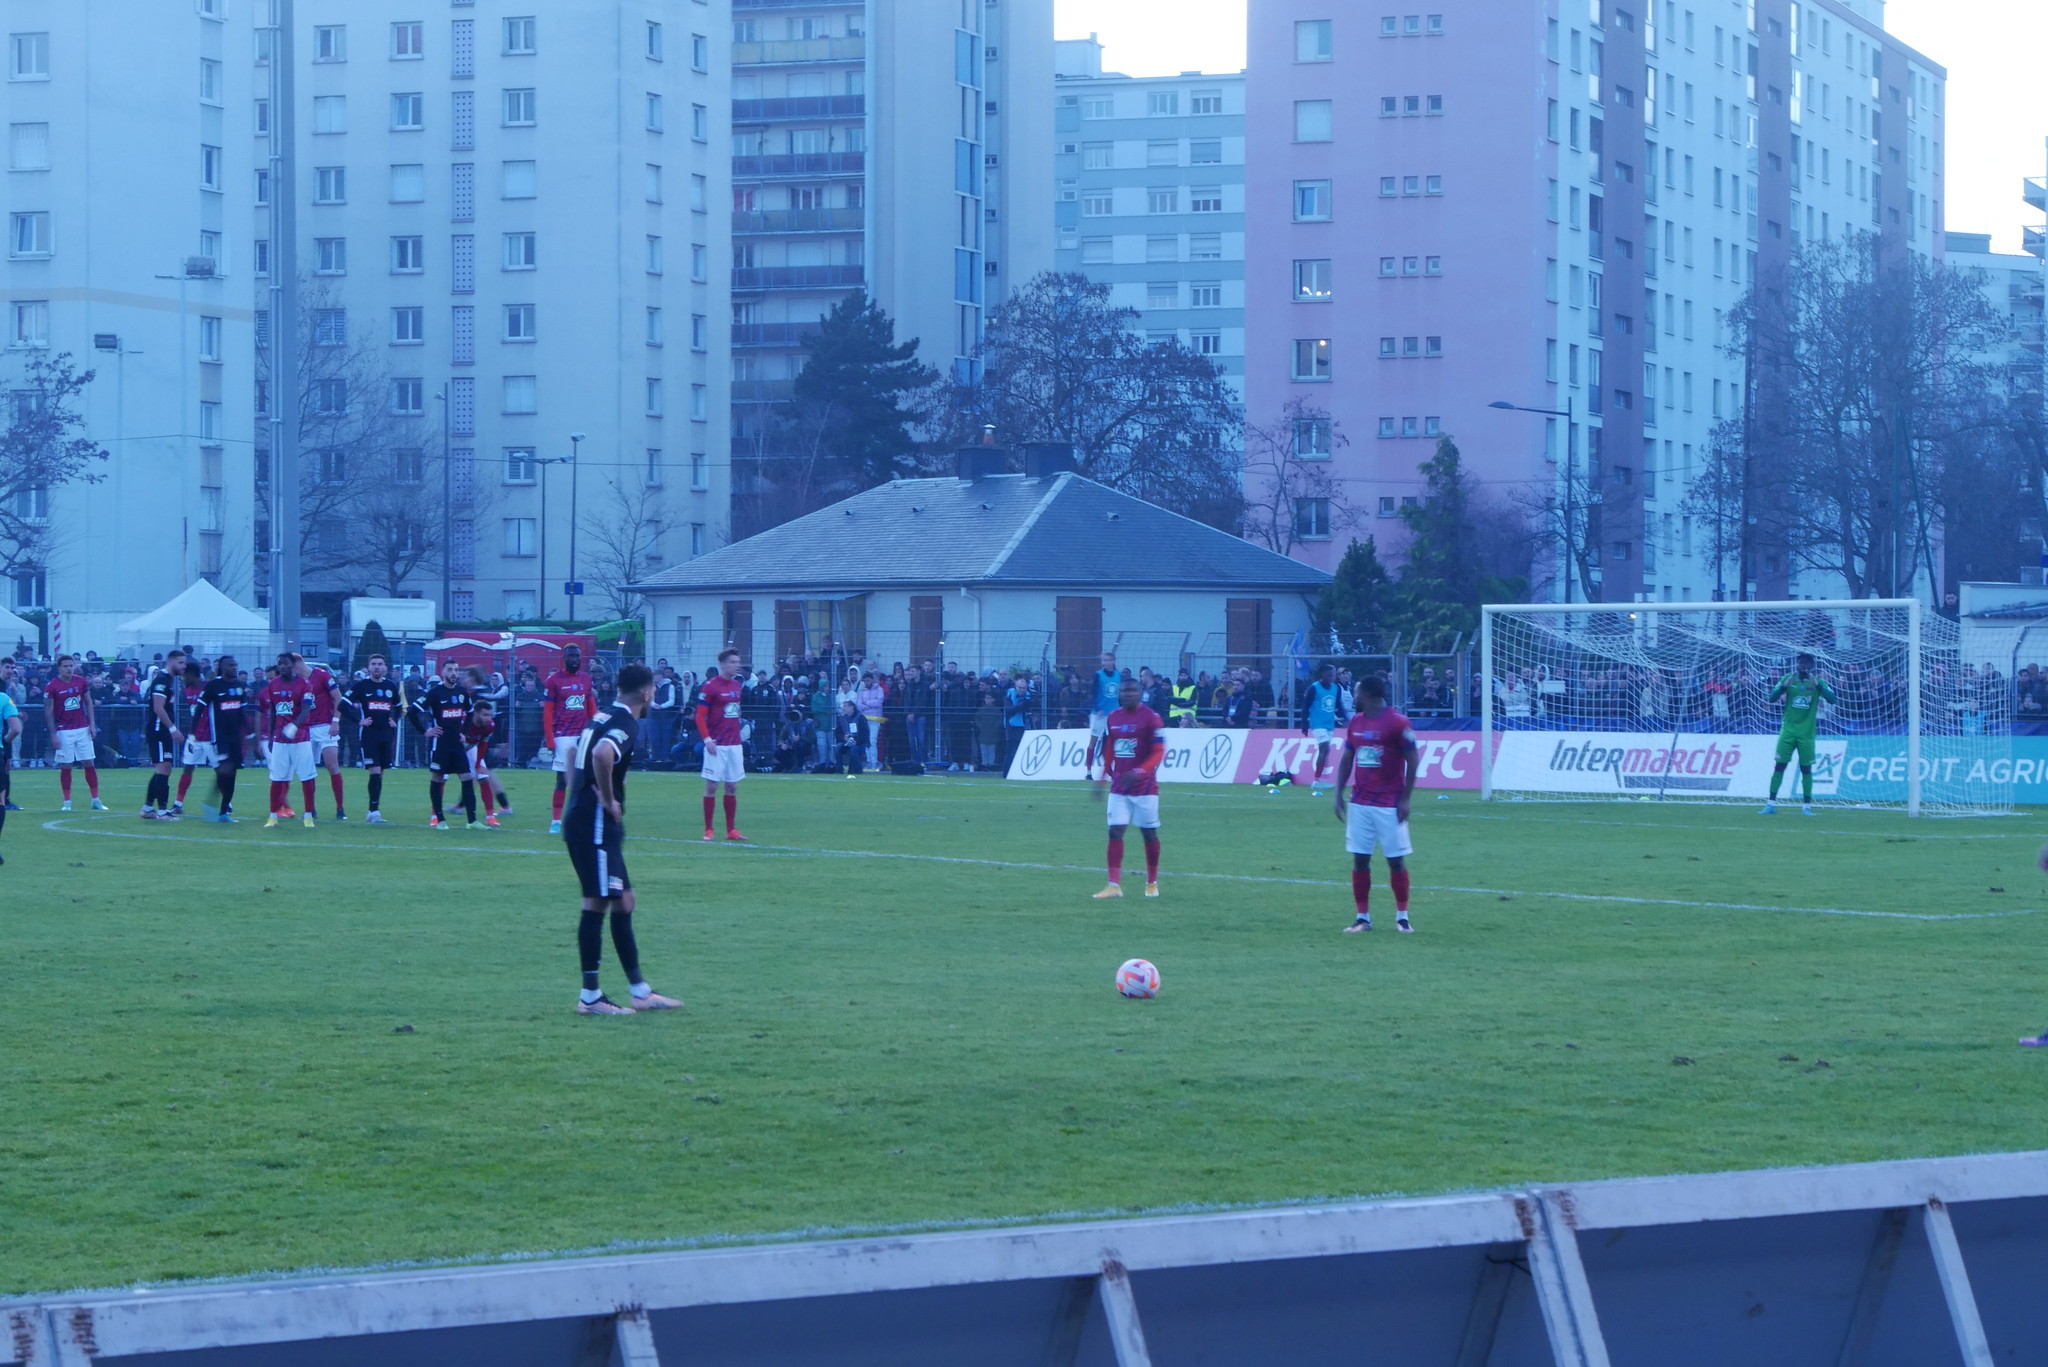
[1003,729,1495,788]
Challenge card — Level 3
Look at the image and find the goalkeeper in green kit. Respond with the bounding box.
[1761,653,1835,816]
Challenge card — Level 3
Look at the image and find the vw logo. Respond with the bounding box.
[1199,733,1234,779]
[1020,733,1053,777]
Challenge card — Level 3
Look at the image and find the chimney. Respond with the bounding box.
[955,447,1009,481]
[1022,443,1077,479]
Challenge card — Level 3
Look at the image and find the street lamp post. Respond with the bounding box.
[1488,399,1577,603]
[567,433,584,623]
[532,441,579,624]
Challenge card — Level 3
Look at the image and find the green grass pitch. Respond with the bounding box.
[3,766,2046,1295]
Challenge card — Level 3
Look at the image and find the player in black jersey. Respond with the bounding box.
[345,654,404,824]
[197,655,249,822]
[140,649,187,820]
[411,657,480,829]
[564,662,680,1016]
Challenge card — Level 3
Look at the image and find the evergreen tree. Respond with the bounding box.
[1314,537,1398,643]
[352,619,394,672]
[1397,437,1530,635]
[788,291,939,488]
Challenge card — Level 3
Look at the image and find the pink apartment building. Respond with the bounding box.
[1246,2,1942,602]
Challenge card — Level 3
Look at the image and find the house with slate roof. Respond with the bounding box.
[632,450,1330,677]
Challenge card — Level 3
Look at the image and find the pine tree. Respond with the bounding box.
[788,291,939,488]
[1314,537,1398,643]
[353,619,393,672]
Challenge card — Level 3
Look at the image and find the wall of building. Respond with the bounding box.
[1052,44,1245,402]
[1244,0,1941,604]
[279,0,731,623]
[3,0,260,618]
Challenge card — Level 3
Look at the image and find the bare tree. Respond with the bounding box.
[0,352,109,583]
[1238,397,1359,555]
[1681,233,2009,598]
[578,478,672,621]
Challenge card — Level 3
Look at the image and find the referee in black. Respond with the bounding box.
[565,662,680,1016]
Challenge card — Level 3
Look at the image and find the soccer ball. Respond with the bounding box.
[1115,958,1160,999]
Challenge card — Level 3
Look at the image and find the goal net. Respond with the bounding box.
[1479,600,2011,816]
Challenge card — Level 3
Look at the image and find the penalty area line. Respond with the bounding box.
[42,818,2030,922]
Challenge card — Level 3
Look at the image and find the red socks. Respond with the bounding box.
[480,784,496,817]
[1106,835,1125,883]
[552,788,565,820]
[84,765,99,798]
[1390,866,1411,914]
[270,780,288,814]
[300,779,317,814]
[176,770,194,801]
[1352,868,1372,915]
[723,793,738,833]
[330,771,346,812]
[703,795,716,831]
[1144,838,1160,884]
[60,769,72,800]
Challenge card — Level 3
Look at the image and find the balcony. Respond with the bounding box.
[732,380,798,403]
[732,95,865,123]
[2025,177,2046,212]
[733,207,865,235]
[732,152,866,180]
[2025,225,2045,260]
[732,36,865,66]
[732,264,865,291]
[732,322,824,348]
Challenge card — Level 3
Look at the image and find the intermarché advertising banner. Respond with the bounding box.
[1006,728,2048,804]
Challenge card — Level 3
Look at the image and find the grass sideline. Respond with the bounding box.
[2,767,2045,1295]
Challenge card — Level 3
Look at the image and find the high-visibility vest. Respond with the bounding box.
[1169,683,1198,720]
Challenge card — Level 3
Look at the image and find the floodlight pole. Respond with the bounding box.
[268,0,302,645]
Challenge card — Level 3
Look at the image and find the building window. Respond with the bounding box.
[1147,282,1179,309]
[390,378,425,414]
[689,383,707,421]
[646,378,665,416]
[502,374,537,413]
[1426,335,1443,356]
[1293,180,1332,221]
[1293,259,1333,300]
[690,313,708,351]
[503,232,536,269]
[1190,186,1223,213]
[9,32,50,79]
[314,237,347,274]
[391,21,423,58]
[1081,96,1113,119]
[1081,191,1113,217]
[1378,336,1397,358]
[392,307,424,344]
[1080,238,1112,265]
[1191,330,1222,356]
[503,518,537,557]
[1189,283,1222,308]
[1189,233,1222,260]
[501,88,536,126]
[391,236,424,272]
[312,379,347,413]
[691,33,708,71]
[200,145,223,190]
[503,16,536,55]
[645,307,664,347]
[313,309,348,347]
[1295,19,1333,61]
[503,447,538,483]
[646,20,663,60]
[1291,338,1331,381]
[502,159,536,198]
[1379,255,1397,277]
[1147,90,1179,116]
[1190,139,1222,165]
[1379,417,1397,438]
[690,243,708,280]
[503,303,536,341]
[645,164,663,203]
[391,93,424,131]
[1293,418,1332,457]
[691,102,709,140]
[1425,255,1443,275]
[199,58,223,105]
[9,122,50,170]
[1147,188,1178,214]
[312,25,346,62]
[1191,89,1224,115]
[1294,100,1333,141]
[9,212,50,258]
[389,164,425,202]
[646,92,665,132]
[314,166,347,203]
[646,236,664,274]
[1293,497,1332,539]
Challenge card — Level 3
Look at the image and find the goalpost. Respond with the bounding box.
[1478,600,2012,817]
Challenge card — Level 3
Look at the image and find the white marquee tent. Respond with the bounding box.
[115,581,273,657]
[0,603,36,655]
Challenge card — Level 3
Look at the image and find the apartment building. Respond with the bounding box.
[4,1,260,620]
[727,0,1053,536]
[1052,37,1245,403]
[1246,0,1942,602]
[275,1,730,623]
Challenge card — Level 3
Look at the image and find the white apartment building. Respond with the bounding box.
[276,1,730,624]
[727,0,1053,536]
[4,1,261,622]
[1051,38,1245,404]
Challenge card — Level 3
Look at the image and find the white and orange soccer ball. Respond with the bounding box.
[1115,958,1160,999]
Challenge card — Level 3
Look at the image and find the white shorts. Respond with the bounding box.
[1089,712,1110,739]
[1106,792,1160,829]
[267,739,316,782]
[466,745,490,778]
[53,730,94,765]
[1311,727,1334,744]
[307,722,336,752]
[1344,803,1413,858]
[701,743,746,784]
[551,736,581,773]
[181,738,220,769]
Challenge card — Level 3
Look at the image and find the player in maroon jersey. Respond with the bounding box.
[695,646,748,841]
[43,654,104,811]
[257,655,321,827]
[462,696,507,827]
[172,659,213,815]
[1331,675,1420,932]
[543,645,594,833]
[1091,676,1165,899]
[302,658,347,819]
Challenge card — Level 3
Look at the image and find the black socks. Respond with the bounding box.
[610,913,642,986]
[578,911,605,990]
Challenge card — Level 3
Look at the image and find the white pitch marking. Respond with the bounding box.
[42,817,2036,922]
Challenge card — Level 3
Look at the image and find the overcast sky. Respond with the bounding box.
[1055,0,2047,254]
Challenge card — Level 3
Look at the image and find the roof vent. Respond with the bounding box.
[1022,443,1077,479]
[956,446,1009,481]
